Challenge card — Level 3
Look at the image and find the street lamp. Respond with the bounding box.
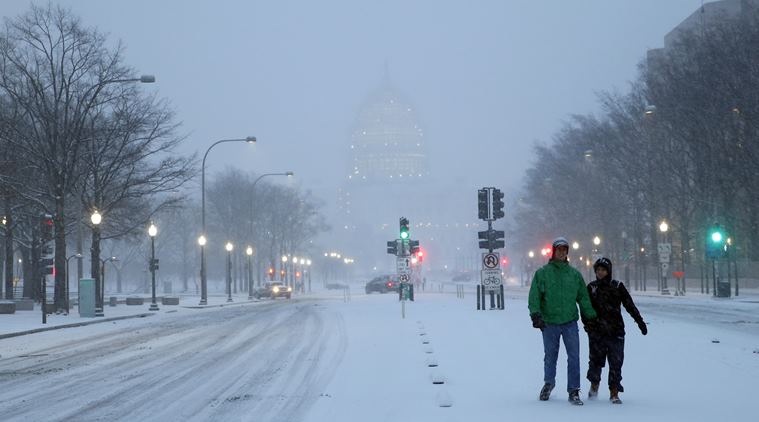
[528,250,534,258]
[65,253,83,314]
[246,246,254,300]
[593,236,601,246]
[306,259,312,293]
[90,210,104,317]
[572,241,579,250]
[198,235,207,304]
[659,220,670,295]
[148,223,159,311]
[200,136,256,305]
[100,256,118,308]
[226,242,234,302]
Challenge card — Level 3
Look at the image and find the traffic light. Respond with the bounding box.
[492,189,505,219]
[149,258,160,271]
[399,217,410,240]
[416,249,424,263]
[706,224,726,259]
[478,229,505,250]
[40,213,53,242]
[40,243,54,275]
[409,240,420,255]
[478,189,489,220]
[387,240,398,255]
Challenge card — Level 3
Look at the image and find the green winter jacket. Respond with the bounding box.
[528,259,597,325]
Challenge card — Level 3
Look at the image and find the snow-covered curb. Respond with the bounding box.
[0,312,156,340]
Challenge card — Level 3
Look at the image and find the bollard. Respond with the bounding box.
[477,285,481,310]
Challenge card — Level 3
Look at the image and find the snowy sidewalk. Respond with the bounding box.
[0,293,260,339]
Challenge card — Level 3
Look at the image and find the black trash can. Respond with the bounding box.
[716,282,731,298]
[109,296,118,307]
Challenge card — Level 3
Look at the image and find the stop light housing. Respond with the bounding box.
[387,240,398,255]
[492,189,505,219]
[409,240,420,255]
[399,217,410,240]
[478,189,489,220]
[706,224,727,259]
[40,213,53,242]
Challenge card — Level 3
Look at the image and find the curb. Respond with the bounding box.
[181,299,259,309]
[0,312,156,340]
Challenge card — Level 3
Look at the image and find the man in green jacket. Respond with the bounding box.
[528,237,597,405]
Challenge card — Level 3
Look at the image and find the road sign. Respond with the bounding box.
[399,273,410,283]
[396,257,411,274]
[657,243,672,254]
[482,252,500,269]
[480,269,502,290]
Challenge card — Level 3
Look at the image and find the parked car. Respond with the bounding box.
[365,275,400,294]
[255,281,292,299]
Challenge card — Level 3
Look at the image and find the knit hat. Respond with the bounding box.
[552,237,569,250]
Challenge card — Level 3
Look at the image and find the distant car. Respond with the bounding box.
[255,282,292,299]
[451,272,473,282]
[365,275,400,294]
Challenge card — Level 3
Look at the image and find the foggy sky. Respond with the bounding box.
[2,0,703,197]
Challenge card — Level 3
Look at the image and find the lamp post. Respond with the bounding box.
[100,256,118,309]
[281,255,288,285]
[198,235,207,304]
[226,242,234,302]
[90,210,104,317]
[659,220,670,295]
[148,223,159,311]
[591,236,601,280]
[246,246,254,300]
[306,259,312,293]
[200,136,256,305]
[65,253,83,314]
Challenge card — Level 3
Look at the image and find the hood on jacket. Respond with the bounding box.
[593,257,613,279]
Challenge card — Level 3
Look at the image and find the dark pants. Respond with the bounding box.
[586,333,625,392]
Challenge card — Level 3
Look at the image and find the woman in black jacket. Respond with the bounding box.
[585,257,647,404]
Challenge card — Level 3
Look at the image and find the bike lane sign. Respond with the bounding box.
[481,269,502,290]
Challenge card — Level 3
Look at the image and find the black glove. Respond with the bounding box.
[583,318,597,333]
[531,313,546,330]
[637,320,648,335]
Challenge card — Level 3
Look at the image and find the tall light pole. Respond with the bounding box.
[226,242,234,302]
[148,223,159,311]
[65,253,83,314]
[246,246,254,300]
[90,210,104,317]
[306,259,312,293]
[200,136,256,305]
[100,256,118,308]
[659,220,670,295]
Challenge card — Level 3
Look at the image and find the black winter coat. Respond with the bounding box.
[585,276,644,337]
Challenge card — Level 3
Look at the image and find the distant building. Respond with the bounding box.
[335,71,484,276]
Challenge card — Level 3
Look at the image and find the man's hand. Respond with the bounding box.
[637,320,648,335]
[583,318,598,333]
[531,313,546,330]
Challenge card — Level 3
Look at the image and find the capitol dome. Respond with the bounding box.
[348,78,429,183]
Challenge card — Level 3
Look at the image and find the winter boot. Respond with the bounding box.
[588,382,599,399]
[610,387,622,404]
[538,383,554,401]
[568,389,584,406]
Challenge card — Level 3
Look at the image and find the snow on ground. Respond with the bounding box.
[1,284,758,421]
[305,284,759,422]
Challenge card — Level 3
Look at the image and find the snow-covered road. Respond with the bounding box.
[0,300,346,422]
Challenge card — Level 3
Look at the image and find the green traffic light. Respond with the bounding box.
[711,231,723,243]
[400,230,409,239]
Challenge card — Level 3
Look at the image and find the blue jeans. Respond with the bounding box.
[541,320,580,392]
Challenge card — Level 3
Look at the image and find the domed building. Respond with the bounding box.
[336,72,485,276]
[347,79,429,184]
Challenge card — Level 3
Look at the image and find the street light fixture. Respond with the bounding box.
[65,253,83,314]
[659,221,669,233]
[200,136,257,305]
[572,241,580,250]
[246,246,254,300]
[226,242,234,302]
[90,210,104,317]
[148,223,159,311]
[593,236,601,246]
[528,251,535,258]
